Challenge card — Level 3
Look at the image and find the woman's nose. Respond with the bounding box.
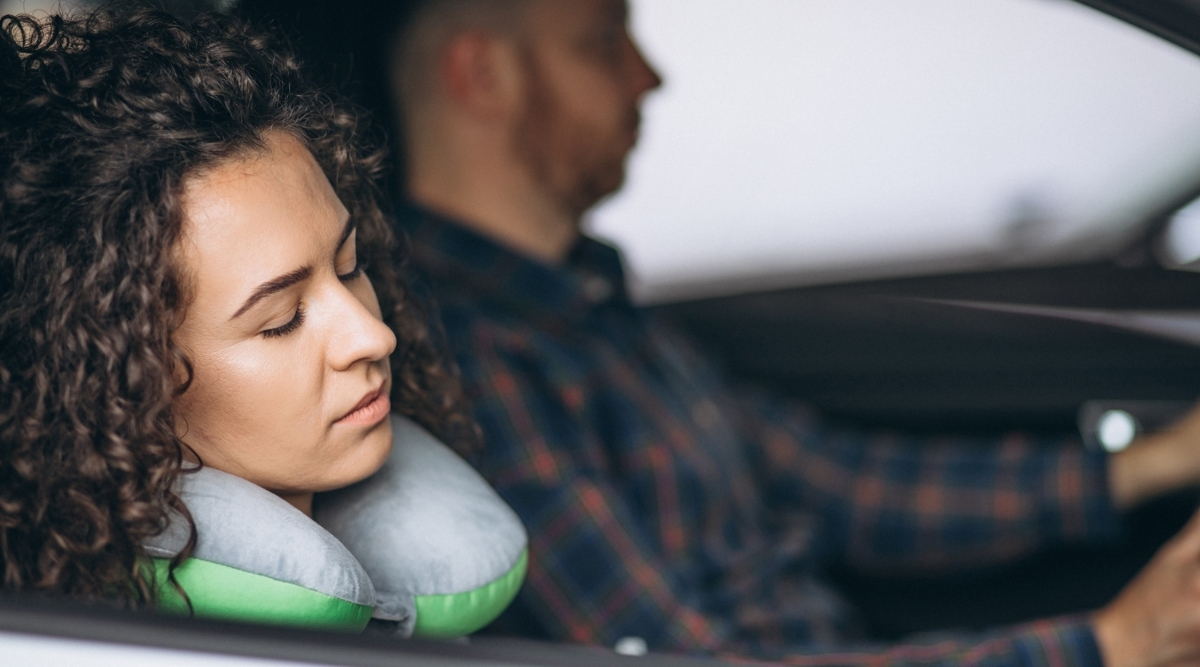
[326,282,397,371]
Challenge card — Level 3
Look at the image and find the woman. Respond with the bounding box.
[0,7,475,606]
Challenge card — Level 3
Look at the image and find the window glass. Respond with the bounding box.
[591,0,1200,302]
[0,1,84,15]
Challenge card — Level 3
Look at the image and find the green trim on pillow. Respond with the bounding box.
[153,558,373,632]
[413,548,528,638]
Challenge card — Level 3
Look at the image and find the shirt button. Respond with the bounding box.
[692,399,720,430]
[582,275,614,303]
[614,636,648,656]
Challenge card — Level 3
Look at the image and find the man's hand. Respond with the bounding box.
[1094,509,1200,667]
[1109,403,1200,510]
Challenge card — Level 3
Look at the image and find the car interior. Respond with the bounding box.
[621,0,1200,639]
[4,0,1200,663]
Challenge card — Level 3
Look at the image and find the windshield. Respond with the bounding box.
[592,0,1200,302]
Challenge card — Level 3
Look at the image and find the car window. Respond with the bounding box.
[0,0,78,15]
[591,0,1200,302]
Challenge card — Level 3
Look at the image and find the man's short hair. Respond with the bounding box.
[235,0,532,180]
[392,0,531,122]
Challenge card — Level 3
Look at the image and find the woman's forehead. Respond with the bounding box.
[176,133,350,304]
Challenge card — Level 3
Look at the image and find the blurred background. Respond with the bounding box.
[595,0,1200,303]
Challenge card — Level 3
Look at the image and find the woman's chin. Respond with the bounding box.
[322,416,395,492]
[358,416,395,479]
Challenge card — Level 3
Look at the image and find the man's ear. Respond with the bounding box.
[439,30,523,121]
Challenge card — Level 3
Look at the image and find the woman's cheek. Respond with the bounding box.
[252,341,319,414]
[210,343,307,435]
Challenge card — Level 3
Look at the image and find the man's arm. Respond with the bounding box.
[767,618,1101,667]
[455,327,1106,667]
[1108,404,1200,510]
[727,387,1120,574]
[1093,508,1200,667]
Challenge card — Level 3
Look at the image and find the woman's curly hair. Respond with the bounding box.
[0,6,478,606]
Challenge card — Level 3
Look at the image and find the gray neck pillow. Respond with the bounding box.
[146,414,528,638]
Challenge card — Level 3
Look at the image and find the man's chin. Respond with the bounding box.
[574,169,627,217]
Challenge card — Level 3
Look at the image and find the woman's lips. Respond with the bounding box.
[336,387,390,426]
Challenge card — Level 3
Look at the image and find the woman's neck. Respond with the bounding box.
[278,492,314,518]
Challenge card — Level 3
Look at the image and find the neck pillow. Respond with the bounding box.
[144,415,527,638]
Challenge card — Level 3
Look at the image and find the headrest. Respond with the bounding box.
[146,414,527,637]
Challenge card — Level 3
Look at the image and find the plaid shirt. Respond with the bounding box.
[398,203,1120,667]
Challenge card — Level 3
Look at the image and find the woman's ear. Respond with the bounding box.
[439,30,523,122]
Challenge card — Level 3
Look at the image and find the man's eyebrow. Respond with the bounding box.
[230,265,313,321]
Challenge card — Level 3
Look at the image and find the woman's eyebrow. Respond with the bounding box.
[230,265,313,321]
[229,217,352,321]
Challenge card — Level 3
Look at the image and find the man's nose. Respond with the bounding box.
[628,36,663,97]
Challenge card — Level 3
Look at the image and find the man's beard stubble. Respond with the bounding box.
[512,57,638,225]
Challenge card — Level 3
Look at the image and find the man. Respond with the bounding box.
[382,1,1200,665]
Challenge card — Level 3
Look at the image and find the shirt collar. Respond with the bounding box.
[396,201,633,326]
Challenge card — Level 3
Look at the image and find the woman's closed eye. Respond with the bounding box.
[262,302,306,339]
[260,257,367,339]
[337,256,368,282]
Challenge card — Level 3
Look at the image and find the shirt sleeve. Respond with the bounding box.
[453,324,1107,667]
[759,616,1104,667]
[729,386,1122,574]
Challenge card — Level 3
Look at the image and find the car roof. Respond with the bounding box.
[1081,0,1200,54]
